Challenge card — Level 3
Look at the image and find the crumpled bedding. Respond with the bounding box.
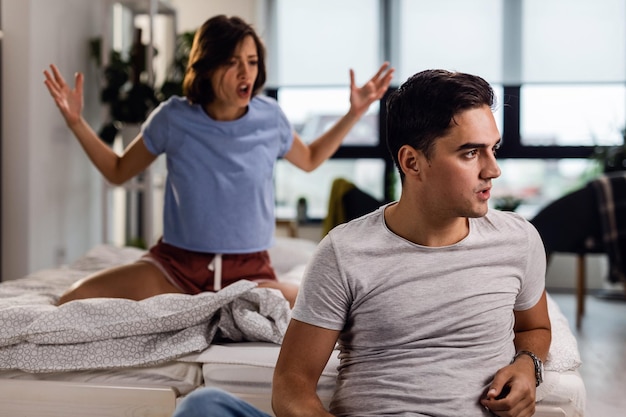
[0,245,291,373]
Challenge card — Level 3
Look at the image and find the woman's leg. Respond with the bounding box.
[57,261,183,305]
[173,388,271,417]
[257,281,299,308]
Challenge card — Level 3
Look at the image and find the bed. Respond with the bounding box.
[0,242,299,416]
[0,237,585,417]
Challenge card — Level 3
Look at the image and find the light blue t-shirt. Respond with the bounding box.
[141,95,294,253]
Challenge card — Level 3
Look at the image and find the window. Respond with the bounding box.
[275,159,386,220]
[522,0,626,83]
[520,85,626,146]
[493,158,599,219]
[272,84,388,220]
[266,0,626,221]
[277,87,380,146]
[269,0,387,220]
[396,0,503,83]
[271,0,381,86]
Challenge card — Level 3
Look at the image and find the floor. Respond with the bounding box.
[548,290,626,417]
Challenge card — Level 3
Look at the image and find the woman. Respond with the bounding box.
[43,15,394,307]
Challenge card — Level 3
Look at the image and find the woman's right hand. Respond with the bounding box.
[43,64,84,127]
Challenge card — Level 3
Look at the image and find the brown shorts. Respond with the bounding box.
[139,239,277,294]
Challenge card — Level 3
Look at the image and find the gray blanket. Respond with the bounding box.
[0,245,291,372]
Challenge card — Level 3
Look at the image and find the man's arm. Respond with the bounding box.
[512,289,552,363]
[272,319,341,417]
[480,290,552,417]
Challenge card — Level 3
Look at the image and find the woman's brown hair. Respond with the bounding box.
[183,15,267,105]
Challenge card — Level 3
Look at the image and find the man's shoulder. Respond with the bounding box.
[477,209,535,237]
[484,208,527,224]
[327,207,385,242]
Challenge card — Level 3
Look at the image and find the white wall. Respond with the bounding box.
[1,0,104,281]
[169,0,265,33]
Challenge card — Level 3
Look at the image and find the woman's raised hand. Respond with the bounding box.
[348,62,395,118]
[43,64,84,127]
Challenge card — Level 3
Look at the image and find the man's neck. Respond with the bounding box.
[383,202,470,247]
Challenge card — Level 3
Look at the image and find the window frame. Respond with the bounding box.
[266,0,621,220]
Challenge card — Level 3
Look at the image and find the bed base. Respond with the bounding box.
[0,379,178,417]
[0,379,574,417]
[534,405,568,417]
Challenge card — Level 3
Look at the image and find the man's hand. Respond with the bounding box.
[480,357,537,417]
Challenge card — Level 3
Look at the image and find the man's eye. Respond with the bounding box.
[465,149,478,158]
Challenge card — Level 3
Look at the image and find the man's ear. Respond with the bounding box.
[397,145,422,178]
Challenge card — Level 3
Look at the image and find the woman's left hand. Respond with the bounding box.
[349,62,395,118]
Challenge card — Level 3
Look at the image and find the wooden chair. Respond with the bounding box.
[531,174,626,329]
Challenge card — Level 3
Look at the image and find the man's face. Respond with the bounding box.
[418,105,502,219]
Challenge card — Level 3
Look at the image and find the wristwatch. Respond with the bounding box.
[513,350,544,387]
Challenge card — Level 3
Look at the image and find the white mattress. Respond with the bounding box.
[181,342,339,413]
[536,369,586,417]
[0,361,203,396]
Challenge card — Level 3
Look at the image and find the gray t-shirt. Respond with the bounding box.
[292,205,546,417]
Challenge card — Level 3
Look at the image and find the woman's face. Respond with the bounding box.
[207,35,259,120]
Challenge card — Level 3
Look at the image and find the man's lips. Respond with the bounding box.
[478,187,491,201]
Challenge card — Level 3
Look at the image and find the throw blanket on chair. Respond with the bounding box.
[591,171,626,284]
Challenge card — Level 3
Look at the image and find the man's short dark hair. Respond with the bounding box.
[386,69,495,181]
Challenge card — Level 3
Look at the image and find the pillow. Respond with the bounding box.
[268,236,318,276]
[545,293,582,372]
[69,244,147,272]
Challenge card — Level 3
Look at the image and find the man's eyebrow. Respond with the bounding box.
[456,139,501,151]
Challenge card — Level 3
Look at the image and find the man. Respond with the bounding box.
[173,69,551,417]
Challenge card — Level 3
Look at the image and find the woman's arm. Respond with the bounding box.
[43,64,156,185]
[284,63,394,172]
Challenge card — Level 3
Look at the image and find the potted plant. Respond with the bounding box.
[89,28,196,145]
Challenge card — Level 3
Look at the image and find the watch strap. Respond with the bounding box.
[512,350,543,387]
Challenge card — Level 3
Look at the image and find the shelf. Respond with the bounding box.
[116,0,176,15]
